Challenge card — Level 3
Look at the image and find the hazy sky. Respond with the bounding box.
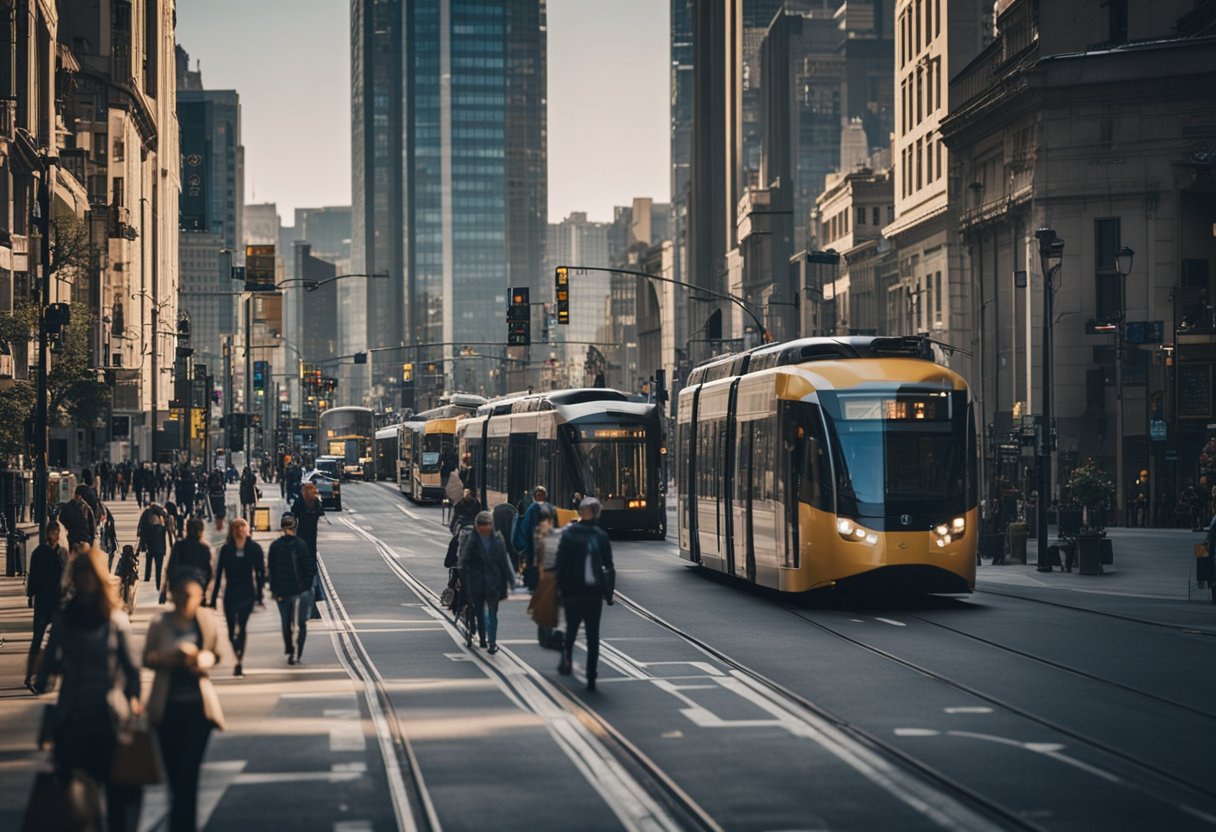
[175,0,670,225]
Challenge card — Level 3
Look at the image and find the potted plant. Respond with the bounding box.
[1066,458,1113,574]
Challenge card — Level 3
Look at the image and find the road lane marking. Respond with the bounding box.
[396,504,423,521]
[944,707,993,714]
[339,516,690,832]
[874,618,906,627]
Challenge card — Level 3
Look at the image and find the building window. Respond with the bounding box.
[935,270,943,324]
[857,206,866,226]
[916,67,922,124]
[936,140,943,180]
[926,135,933,182]
[916,139,923,191]
[1108,0,1128,44]
[925,272,934,326]
[873,206,880,226]
[915,0,922,53]
[935,0,941,36]
[935,58,942,110]
[925,0,933,42]
[1094,218,1122,320]
[888,205,895,223]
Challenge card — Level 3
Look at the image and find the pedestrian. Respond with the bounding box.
[117,464,128,501]
[143,570,226,832]
[555,497,615,691]
[133,464,146,508]
[60,484,97,549]
[24,520,67,691]
[239,466,258,523]
[34,547,143,832]
[492,500,519,572]
[267,513,317,665]
[291,481,326,619]
[458,511,514,653]
[513,485,554,589]
[140,503,171,590]
[210,517,265,676]
[450,487,481,534]
[164,500,182,544]
[100,503,119,571]
[527,507,563,649]
[570,491,584,511]
[162,517,214,603]
[286,462,302,506]
[207,468,227,531]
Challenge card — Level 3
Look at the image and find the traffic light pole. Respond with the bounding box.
[33,156,56,542]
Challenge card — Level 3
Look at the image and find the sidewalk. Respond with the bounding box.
[0,484,396,831]
[979,525,1213,602]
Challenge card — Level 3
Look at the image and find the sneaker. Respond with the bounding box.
[287,655,296,666]
[488,644,499,655]
[479,638,488,649]
[234,663,244,677]
[557,658,572,676]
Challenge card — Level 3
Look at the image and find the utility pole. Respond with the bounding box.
[1034,228,1064,571]
[33,155,57,542]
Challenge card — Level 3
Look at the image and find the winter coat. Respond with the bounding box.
[555,521,616,600]
[458,530,513,606]
[267,534,317,598]
[59,499,95,546]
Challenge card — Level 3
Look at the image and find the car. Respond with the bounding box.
[303,461,342,511]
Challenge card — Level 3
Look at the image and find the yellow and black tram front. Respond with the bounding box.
[677,337,977,594]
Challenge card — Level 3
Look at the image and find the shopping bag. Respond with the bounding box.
[21,770,102,832]
[110,717,165,786]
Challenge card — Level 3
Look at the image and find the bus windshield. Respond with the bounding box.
[819,390,970,520]
[571,424,647,501]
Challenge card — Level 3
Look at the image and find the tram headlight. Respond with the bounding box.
[837,517,878,546]
[932,517,965,548]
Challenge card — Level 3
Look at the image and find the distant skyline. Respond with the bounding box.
[175,0,669,225]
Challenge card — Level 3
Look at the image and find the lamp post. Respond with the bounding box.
[1114,245,1135,525]
[32,154,57,540]
[1034,228,1065,570]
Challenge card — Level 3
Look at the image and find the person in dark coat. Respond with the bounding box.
[139,503,171,589]
[59,485,97,549]
[267,513,317,664]
[239,466,258,523]
[176,470,196,521]
[492,501,520,572]
[24,520,67,690]
[290,482,325,558]
[162,517,214,603]
[210,517,265,676]
[555,497,615,691]
[458,512,514,652]
[207,468,227,531]
[35,547,143,832]
[79,468,102,519]
[450,488,481,534]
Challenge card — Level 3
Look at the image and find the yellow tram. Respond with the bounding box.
[676,336,977,594]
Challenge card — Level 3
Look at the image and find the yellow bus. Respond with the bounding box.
[677,336,976,594]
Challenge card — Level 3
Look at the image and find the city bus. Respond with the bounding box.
[319,406,374,480]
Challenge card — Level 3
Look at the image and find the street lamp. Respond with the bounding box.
[1114,246,1135,527]
[1034,227,1065,571]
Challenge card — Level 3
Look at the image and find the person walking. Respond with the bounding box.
[527,507,562,649]
[210,518,265,676]
[513,486,554,589]
[34,547,143,832]
[450,487,481,534]
[555,497,615,692]
[239,466,258,524]
[60,484,97,550]
[492,500,520,572]
[24,521,67,691]
[291,482,326,619]
[139,503,171,590]
[162,518,214,603]
[267,514,317,664]
[206,468,227,531]
[100,503,119,571]
[144,570,226,832]
[458,511,514,653]
[133,465,146,508]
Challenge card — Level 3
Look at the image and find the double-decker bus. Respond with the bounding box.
[318,406,374,480]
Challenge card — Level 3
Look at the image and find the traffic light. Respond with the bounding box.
[507,287,531,346]
[555,267,569,325]
[402,362,413,382]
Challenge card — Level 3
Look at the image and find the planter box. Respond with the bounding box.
[1077,534,1104,575]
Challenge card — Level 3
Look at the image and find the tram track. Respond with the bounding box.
[780,604,1216,814]
[974,587,1216,636]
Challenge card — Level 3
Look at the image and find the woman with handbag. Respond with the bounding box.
[144,569,226,832]
[33,546,144,832]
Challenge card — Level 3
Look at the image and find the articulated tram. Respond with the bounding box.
[676,336,977,594]
[457,389,666,536]
[399,418,458,503]
[374,425,400,482]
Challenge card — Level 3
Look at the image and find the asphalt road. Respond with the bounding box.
[317,482,1216,832]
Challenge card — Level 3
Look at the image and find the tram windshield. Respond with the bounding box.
[571,424,648,502]
[819,390,970,519]
[420,434,445,473]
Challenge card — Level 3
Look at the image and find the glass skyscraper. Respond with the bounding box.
[352,0,546,401]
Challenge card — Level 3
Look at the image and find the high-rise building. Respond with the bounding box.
[351,0,548,398]
[547,213,612,388]
[177,62,244,381]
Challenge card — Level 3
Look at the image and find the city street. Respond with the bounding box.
[6,482,1212,831]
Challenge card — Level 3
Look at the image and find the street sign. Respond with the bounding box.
[245,245,276,292]
[1126,320,1165,345]
[253,360,268,391]
[998,443,1020,465]
[1150,419,1167,441]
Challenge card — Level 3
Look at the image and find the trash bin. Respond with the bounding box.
[1077,533,1104,575]
[253,505,271,533]
[1006,521,1029,564]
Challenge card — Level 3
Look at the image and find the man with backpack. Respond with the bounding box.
[555,497,615,692]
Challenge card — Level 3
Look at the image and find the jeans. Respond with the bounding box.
[225,599,255,661]
[277,590,314,657]
[25,604,53,681]
[144,551,165,587]
[562,594,604,681]
[473,596,500,644]
[158,699,212,832]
